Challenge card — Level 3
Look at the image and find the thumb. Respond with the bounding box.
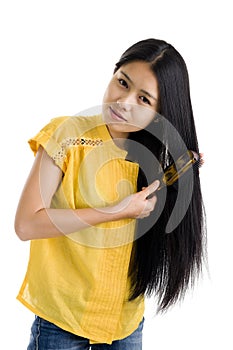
[144,180,160,198]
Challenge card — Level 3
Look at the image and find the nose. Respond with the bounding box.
[117,93,137,111]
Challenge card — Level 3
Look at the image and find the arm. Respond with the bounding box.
[15,146,159,241]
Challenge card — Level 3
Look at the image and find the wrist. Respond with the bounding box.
[97,204,127,221]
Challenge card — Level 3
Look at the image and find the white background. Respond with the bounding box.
[0,0,232,349]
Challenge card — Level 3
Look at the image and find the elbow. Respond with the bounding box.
[14,218,32,241]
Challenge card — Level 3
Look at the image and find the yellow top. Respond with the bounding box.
[17,115,145,345]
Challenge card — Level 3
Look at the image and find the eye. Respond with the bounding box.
[139,96,151,105]
[118,78,128,88]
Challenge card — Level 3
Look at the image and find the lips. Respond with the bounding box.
[109,106,127,122]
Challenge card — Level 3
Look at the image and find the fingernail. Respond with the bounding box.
[155,180,160,189]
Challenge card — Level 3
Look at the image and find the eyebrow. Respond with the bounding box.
[120,70,158,101]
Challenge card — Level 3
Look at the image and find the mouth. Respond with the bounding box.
[109,106,127,122]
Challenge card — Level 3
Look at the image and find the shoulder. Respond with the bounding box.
[47,115,102,136]
[29,114,104,151]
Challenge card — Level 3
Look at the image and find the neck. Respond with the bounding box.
[106,125,129,149]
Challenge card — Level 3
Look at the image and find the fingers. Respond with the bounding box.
[136,195,157,219]
[199,152,204,167]
[136,181,159,219]
[192,150,204,167]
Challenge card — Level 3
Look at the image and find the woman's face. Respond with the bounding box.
[102,60,159,140]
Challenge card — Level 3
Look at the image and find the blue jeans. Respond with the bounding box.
[27,316,144,350]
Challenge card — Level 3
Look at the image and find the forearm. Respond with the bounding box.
[15,205,126,241]
[15,140,160,241]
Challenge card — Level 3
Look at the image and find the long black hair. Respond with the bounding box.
[114,38,207,311]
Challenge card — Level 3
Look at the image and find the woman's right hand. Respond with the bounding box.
[112,180,160,220]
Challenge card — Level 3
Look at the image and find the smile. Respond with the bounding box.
[109,107,127,122]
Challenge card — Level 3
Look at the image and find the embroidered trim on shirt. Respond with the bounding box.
[52,137,103,162]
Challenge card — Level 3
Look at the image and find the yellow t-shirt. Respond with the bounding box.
[17,115,145,345]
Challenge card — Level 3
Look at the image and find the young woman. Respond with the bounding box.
[15,38,206,350]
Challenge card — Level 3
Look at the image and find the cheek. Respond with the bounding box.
[103,89,113,104]
[132,109,155,129]
[103,81,120,103]
[102,88,109,104]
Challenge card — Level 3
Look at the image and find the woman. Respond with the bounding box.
[15,38,206,349]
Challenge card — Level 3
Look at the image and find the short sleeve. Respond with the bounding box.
[28,116,70,172]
